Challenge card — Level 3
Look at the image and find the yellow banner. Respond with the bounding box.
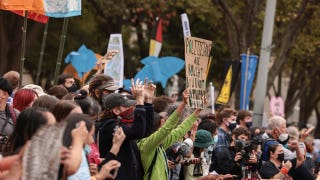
[216,66,232,104]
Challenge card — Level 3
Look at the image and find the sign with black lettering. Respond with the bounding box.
[185,36,212,109]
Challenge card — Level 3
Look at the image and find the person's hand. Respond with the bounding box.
[248,153,257,163]
[168,160,175,169]
[182,89,190,104]
[95,160,121,180]
[143,79,156,103]
[71,121,89,145]
[89,163,98,176]
[282,160,293,170]
[234,152,242,162]
[288,140,299,150]
[112,127,126,148]
[60,146,71,165]
[130,78,145,104]
[300,127,314,142]
[96,50,119,71]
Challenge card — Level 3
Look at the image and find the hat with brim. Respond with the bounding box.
[103,93,136,109]
[194,129,215,148]
[99,81,119,91]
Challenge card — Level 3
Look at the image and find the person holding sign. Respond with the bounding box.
[138,89,206,180]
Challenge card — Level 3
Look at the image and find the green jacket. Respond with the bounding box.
[138,111,198,180]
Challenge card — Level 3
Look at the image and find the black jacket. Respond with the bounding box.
[98,104,154,180]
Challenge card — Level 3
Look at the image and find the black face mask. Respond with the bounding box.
[66,83,78,92]
[245,122,253,129]
[228,122,237,131]
[277,153,285,162]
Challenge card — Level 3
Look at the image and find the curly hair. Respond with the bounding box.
[88,74,113,105]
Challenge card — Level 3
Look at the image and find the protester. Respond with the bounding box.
[0,77,18,137]
[260,115,315,179]
[236,110,252,130]
[88,74,117,107]
[57,74,78,93]
[259,141,304,179]
[97,79,148,180]
[4,107,49,155]
[214,108,238,149]
[12,89,38,112]
[138,89,203,180]
[184,129,215,180]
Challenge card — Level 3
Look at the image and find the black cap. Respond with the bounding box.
[103,93,136,109]
[0,77,13,96]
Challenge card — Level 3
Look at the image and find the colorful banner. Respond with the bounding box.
[181,13,191,37]
[239,54,258,110]
[270,96,285,117]
[185,36,212,109]
[216,61,241,105]
[104,34,124,87]
[0,0,81,19]
[149,18,162,57]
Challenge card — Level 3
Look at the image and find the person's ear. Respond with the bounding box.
[94,89,100,98]
[112,107,121,115]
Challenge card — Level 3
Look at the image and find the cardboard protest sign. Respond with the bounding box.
[185,36,212,109]
[104,34,124,87]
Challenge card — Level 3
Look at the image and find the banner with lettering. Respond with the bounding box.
[185,36,212,109]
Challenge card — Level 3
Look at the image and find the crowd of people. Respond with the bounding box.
[0,70,320,180]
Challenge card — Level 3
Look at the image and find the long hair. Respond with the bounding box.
[13,89,38,112]
[52,100,79,122]
[6,107,48,154]
[62,113,94,147]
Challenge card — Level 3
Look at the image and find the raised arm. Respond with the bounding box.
[138,90,190,153]
[143,80,156,137]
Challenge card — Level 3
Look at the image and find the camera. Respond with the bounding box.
[234,140,253,165]
[166,139,192,164]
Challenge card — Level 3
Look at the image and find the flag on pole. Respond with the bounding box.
[1,0,81,22]
[216,61,241,106]
[149,18,162,57]
[239,54,258,110]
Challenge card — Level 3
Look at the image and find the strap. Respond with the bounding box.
[147,148,158,180]
[8,105,16,124]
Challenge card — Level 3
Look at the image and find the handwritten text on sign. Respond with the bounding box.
[185,36,212,109]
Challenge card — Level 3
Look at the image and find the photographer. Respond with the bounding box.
[212,127,258,179]
[184,130,215,180]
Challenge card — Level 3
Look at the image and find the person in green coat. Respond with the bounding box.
[138,90,204,180]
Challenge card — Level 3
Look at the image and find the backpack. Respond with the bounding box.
[260,138,279,161]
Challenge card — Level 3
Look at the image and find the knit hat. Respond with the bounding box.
[194,129,214,148]
[0,77,13,96]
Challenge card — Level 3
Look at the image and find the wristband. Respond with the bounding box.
[280,167,289,174]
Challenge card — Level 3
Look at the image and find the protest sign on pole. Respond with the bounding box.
[181,13,191,37]
[104,34,124,87]
[185,36,212,109]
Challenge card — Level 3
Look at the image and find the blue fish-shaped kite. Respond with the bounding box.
[123,56,185,90]
[64,45,97,78]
